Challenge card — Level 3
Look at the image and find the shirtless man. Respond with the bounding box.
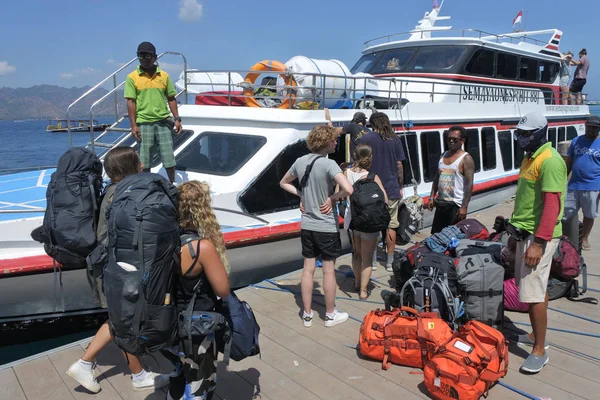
[427,126,475,233]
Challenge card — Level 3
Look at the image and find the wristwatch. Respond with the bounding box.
[174,117,182,122]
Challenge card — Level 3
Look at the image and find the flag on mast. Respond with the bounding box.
[513,10,523,26]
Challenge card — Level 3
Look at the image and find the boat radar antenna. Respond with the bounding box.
[409,0,452,40]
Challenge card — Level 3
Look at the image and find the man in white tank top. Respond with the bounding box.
[427,126,475,234]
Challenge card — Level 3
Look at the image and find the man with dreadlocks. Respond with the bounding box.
[508,112,567,374]
[357,112,406,272]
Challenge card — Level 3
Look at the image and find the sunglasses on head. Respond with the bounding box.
[137,53,155,60]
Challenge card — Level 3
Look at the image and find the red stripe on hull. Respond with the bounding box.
[393,120,588,131]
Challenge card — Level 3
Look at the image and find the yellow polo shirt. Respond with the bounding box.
[124,66,176,124]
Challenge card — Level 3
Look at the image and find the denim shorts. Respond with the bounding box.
[565,189,600,219]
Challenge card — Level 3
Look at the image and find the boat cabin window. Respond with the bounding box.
[481,128,497,171]
[420,131,442,183]
[558,127,566,143]
[351,53,381,74]
[130,129,194,168]
[497,130,513,171]
[514,135,526,169]
[465,129,481,173]
[372,48,417,74]
[519,57,538,81]
[175,132,266,176]
[239,140,309,215]
[548,127,557,148]
[409,46,466,72]
[538,61,558,83]
[567,126,578,140]
[496,53,518,79]
[465,48,495,77]
[398,132,421,187]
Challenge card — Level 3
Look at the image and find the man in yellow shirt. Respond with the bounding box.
[125,42,182,183]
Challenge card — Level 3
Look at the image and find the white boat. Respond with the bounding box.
[0,0,590,323]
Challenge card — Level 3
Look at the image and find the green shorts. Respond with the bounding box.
[139,120,176,169]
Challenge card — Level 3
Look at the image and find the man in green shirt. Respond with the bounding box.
[124,42,182,183]
[509,112,567,374]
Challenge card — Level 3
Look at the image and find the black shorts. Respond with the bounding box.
[301,229,341,261]
[570,78,587,93]
[431,200,460,234]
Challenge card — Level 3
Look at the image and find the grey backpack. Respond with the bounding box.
[456,253,504,330]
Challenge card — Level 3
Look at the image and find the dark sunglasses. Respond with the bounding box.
[137,53,155,60]
[447,137,462,143]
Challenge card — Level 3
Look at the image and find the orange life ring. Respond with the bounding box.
[244,60,296,109]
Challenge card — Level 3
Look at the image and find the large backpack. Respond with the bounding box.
[349,171,390,233]
[400,253,459,328]
[456,254,504,330]
[41,148,102,268]
[455,218,490,240]
[551,236,582,279]
[104,173,180,355]
[218,291,261,362]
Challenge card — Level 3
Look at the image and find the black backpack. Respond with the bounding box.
[41,147,102,268]
[349,171,390,233]
[104,173,180,355]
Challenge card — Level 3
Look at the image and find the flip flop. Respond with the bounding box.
[583,244,592,251]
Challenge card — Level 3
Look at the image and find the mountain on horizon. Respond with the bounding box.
[0,85,126,121]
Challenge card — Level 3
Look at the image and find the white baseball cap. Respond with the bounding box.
[515,112,548,131]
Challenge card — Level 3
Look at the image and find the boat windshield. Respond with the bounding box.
[351,45,468,75]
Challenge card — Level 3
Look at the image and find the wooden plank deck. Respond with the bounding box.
[1,200,599,400]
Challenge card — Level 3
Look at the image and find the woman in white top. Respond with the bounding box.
[344,144,388,300]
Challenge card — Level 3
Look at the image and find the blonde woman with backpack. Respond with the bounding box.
[344,144,388,300]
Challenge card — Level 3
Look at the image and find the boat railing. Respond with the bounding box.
[364,28,548,48]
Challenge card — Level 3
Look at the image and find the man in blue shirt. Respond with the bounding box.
[357,112,405,271]
[565,116,600,250]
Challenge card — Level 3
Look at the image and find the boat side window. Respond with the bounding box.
[465,48,495,77]
[514,132,525,169]
[567,126,578,140]
[519,57,538,81]
[481,127,497,171]
[420,131,442,183]
[372,48,417,74]
[497,130,513,171]
[351,53,382,74]
[129,129,194,168]
[496,53,518,79]
[465,129,481,173]
[558,127,566,143]
[409,46,466,72]
[538,60,559,83]
[175,132,266,176]
[398,132,421,187]
[239,141,309,215]
[548,127,557,148]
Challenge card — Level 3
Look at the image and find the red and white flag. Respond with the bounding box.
[513,10,523,26]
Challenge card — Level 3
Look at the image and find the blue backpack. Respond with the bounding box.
[219,291,261,362]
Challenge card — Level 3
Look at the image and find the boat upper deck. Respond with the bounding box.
[1,200,598,400]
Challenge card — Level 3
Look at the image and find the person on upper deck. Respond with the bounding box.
[565,115,600,251]
[125,41,182,183]
[427,126,475,234]
[569,48,590,105]
[357,112,406,272]
[509,112,567,374]
[279,125,354,328]
[559,52,573,105]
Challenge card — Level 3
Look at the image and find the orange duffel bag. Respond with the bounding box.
[359,306,454,370]
[424,320,509,400]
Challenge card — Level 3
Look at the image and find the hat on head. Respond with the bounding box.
[351,112,367,124]
[515,112,548,131]
[137,42,156,54]
[587,115,600,127]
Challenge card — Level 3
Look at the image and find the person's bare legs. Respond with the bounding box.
[301,258,317,314]
[568,92,574,105]
[582,217,594,248]
[321,260,337,314]
[351,233,362,290]
[360,236,377,299]
[576,93,583,105]
[386,228,396,262]
[81,322,143,373]
[560,87,569,105]
[528,291,548,357]
[166,166,175,183]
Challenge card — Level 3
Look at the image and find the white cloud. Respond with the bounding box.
[179,0,203,23]
[107,58,116,64]
[157,62,184,78]
[0,61,16,76]
[59,67,100,79]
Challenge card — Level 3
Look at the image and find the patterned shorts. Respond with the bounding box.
[139,120,176,169]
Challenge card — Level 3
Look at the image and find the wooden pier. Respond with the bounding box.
[1,200,599,399]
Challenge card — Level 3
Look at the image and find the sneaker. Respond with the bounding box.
[516,334,549,350]
[302,312,313,327]
[66,360,101,394]
[324,310,349,327]
[385,264,393,272]
[132,371,170,391]
[371,264,377,271]
[520,352,549,374]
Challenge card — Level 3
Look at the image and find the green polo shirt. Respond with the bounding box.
[124,66,177,124]
[510,142,567,238]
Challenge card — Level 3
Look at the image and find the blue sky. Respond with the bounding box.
[0,0,597,97]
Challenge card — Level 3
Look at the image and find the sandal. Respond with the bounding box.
[583,243,592,251]
[359,289,369,300]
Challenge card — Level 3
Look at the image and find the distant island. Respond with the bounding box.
[0,85,126,121]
